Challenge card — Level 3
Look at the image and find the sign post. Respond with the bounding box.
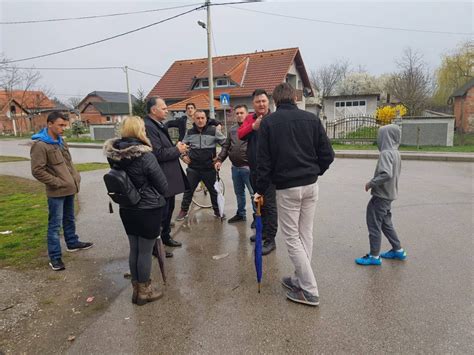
[220,93,230,135]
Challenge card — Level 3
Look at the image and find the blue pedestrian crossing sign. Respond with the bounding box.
[220,93,230,106]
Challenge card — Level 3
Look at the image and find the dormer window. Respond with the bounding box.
[216,78,229,87]
[193,77,235,90]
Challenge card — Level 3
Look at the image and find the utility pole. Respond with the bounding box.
[206,0,215,119]
[124,66,132,116]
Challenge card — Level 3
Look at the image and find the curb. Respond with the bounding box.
[66,143,474,163]
[335,151,474,162]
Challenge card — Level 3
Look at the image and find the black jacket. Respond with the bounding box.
[144,115,188,197]
[104,138,168,209]
[166,116,221,141]
[256,103,335,193]
[217,123,249,167]
[183,123,226,170]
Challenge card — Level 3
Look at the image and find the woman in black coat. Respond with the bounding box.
[104,116,168,306]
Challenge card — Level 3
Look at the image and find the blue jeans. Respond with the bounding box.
[47,195,79,260]
[231,165,256,217]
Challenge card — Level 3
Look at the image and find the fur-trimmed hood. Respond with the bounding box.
[103,138,152,161]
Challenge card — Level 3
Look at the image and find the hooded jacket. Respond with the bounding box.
[104,137,168,210]
[368,124,402,201]
[30,128,81,197]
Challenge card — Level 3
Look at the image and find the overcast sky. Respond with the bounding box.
[1,0,472,103]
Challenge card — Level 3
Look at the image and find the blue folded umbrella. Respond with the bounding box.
[254,198,263,293]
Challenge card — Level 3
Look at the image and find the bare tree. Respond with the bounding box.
[0,54,53,134]
[310,59,350,98]
[385,48,433,116]
[67,96,82,109]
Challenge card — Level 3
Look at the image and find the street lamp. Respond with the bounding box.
[197,0,215,119]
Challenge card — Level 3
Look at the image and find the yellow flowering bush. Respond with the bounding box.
[376,104,407,125]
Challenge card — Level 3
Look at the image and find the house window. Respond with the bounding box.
[359,101,366,106]
[353,101,359,106]
[106,116,111,122]
[201,79,209,88]
[10,105,16,116]
[216,78,228,87]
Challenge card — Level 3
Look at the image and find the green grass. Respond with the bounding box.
[345,126,378,139]
[74,162,109,172]
[0,156,30,163]
[0,176,49,268]
[65,137,105,143]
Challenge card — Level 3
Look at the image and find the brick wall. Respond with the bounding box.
[454,86,474,133]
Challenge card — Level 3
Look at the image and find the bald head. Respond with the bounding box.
[146,96,168,121]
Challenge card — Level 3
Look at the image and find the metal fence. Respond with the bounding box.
[325,115,380,144]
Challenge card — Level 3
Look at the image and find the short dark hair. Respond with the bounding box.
[252,89,268,99]
[47,111,68,124]
[272,83,296,105]
[194,109,207,117]
[146,96,160,114]
[234,104,248,111]
[186,102,196,110]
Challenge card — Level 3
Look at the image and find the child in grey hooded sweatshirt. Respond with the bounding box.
[355,124,407,266]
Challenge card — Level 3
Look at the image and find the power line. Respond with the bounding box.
[0,1,258,25]
[227,5,473,36]
[0,3,202,25]
[8,66,123,70]
[128,67,162,78]
[3,5,206,64]
[2,65,162,77]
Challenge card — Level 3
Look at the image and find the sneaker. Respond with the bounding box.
[66,241,94,252]
[286,289,319,306]
[176,210,188,221]
[355,254,382,266]
[49,258,65,271]
[228,214,246,223]
[262,240,276,255]
[380,249,407,260]
[281,276,298,291]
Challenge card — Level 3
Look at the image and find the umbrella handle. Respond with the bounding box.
[256,196,264,216]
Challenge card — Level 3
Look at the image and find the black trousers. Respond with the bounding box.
[181,167,219,213]
[160,196,175,243]
[250,171,278,242]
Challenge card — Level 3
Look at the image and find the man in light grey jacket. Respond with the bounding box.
[355,124,407,266]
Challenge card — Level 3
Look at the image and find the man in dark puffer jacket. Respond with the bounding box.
[176,110,226,220]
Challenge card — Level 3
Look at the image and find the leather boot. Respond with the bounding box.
[132,281,138,304]
[136,280,163,306]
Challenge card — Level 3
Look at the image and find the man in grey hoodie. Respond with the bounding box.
[355,124,407,266]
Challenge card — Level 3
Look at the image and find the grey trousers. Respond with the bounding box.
[366,196,402,256]
[276,182,319,297]
[127,234,156,283]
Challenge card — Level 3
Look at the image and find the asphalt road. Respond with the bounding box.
[1,139,472,353]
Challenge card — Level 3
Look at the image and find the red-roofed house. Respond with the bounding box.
[147,47,314,122]
[0,90,60,134]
